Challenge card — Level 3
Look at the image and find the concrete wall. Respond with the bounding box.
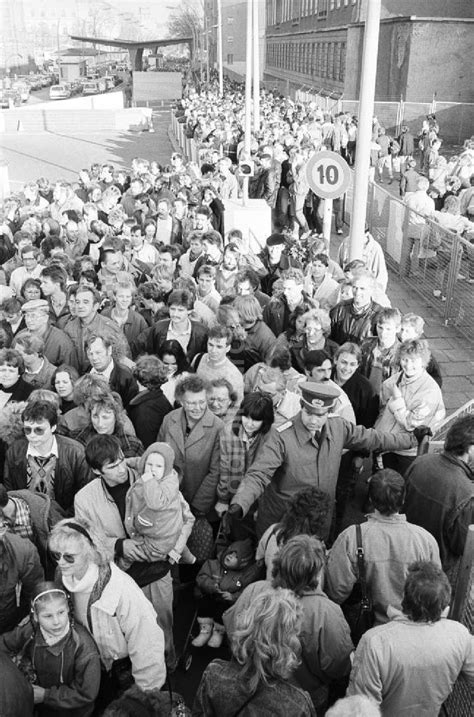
[20,92,124,111]
[344,18,474,104]
[405,22,474,102]
[132,72,182,101]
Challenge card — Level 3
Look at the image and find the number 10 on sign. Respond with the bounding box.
[305,151,351,200]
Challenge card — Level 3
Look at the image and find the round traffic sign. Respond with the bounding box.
[305,150,351,199]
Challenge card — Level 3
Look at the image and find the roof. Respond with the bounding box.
[69,35,193,50]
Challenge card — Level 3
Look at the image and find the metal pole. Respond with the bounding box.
[252,0,260,133]
[348,0,382,261]
[243,0,252,206]
[322,198,333,250]
[217,0,223,97]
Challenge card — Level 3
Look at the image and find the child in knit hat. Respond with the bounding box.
[121,442,196,569]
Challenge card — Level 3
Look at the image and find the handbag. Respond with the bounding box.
[186,516,215,562]
[341,524,375,645]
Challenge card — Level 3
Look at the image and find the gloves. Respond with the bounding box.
[413,425,433,444]
[215,501,229,518]
[227,504,244,520]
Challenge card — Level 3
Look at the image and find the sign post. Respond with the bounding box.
[305,151,351,249]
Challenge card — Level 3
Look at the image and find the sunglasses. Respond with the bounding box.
[51,551,77,564]
[23,426,48,435]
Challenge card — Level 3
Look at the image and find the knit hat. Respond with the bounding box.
[139,442,175,477]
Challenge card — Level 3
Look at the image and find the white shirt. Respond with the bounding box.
[26,435,59,459]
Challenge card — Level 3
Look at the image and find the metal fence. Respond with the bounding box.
[441,526,474,717]
[343,181,474,343]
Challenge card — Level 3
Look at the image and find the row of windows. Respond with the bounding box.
[267,0,357,25]
[267,40,346,82]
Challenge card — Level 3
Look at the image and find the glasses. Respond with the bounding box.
[51,551,77,564]
[23,426,48,435]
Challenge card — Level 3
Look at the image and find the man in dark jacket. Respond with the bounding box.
[330,270,382,345]
[249,154,278,209]
[15,299,78,369]
[404,414,474,584]
[4,400,90,516]
[0,530,44,633]
[132,289,208,361]
[85,334,138,408]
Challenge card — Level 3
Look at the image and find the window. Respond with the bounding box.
[328,42,334,78]
[227,36,233,43]
[227,53,233,65]
[339,42,346,81]
[318,0,328,18]
[227,16,234,24]
[330,0,335,10]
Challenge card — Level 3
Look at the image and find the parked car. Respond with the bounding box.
[11,80,30,102]
[49,83,71,100]
[0,89,22,109]
[82,80,101,95]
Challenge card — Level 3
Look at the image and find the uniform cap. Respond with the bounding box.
[300,381,339,414]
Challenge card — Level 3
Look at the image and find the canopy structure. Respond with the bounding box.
[69,35,193,70]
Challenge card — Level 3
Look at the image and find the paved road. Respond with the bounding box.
[1,107,174,190]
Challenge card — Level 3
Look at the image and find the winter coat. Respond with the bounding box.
[1,622,100,717]
[329,300,383,346]
[0,532,44,633]
[347,608,474,717]
[196,539,260,597]
[217,420,270,505]
[232,413,414,536]
[123,442,194,563]
[127,388,173,449]
[131,318,208,362]
[404,452,474,573]
[0,651,34,717]
[193,659,316,717]
[4,435,91,515]
[158,407,223,517]
[64,314,130,373]
[63,563,166,692]
[375,370,445,455]
[15,327,78,371]
[224,580,353,711]
[326,512,441,624]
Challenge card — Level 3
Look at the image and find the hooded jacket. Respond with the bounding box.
[196,539,261,597]
[1,622,100,717]
[123,442,194,563]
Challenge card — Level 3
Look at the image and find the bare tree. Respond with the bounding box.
[167,1,203,61]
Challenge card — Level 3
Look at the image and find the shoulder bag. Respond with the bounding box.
[341,523,375,645]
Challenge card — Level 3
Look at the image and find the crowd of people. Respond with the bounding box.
[0,78,473,717]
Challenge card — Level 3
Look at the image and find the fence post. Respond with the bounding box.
[444,235,463,323]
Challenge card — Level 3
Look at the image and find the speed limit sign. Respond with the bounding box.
[305,150,351,199]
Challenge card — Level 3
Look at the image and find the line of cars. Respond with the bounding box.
[49,74,121,100]
[0,72,56,109]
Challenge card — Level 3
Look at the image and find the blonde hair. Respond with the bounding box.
[48,518,111,566]
[232,587,302,693]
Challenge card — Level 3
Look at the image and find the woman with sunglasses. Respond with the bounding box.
[48,519,166,708]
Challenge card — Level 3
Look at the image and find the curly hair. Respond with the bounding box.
[133,355,168,391]
[275,487,331,545]
[231,587,303,694]
[175,374,209,402]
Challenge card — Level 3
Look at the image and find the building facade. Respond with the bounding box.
[205,0,266,81]
[264,0,474,102]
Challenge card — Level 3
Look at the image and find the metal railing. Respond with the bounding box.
[344,180,474,343]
